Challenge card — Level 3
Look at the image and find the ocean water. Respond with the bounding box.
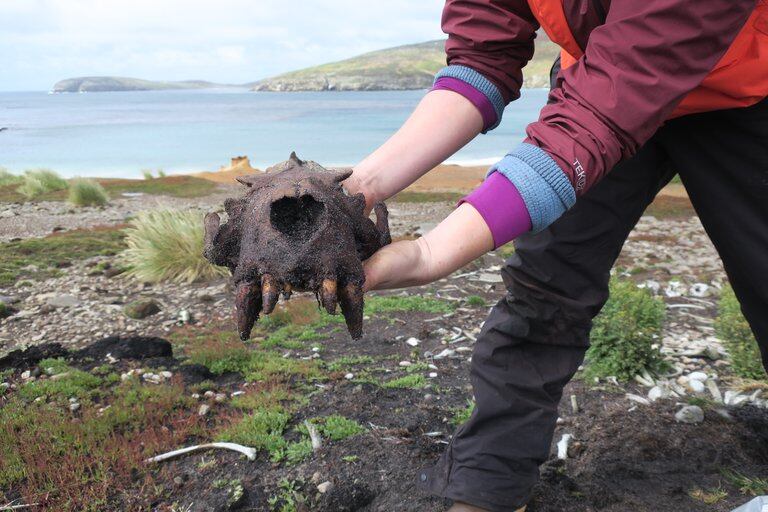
[0,88,548,179]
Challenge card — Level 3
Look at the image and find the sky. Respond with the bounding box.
[0,0,447,91]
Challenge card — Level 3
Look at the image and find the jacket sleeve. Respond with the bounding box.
[491,0,756,232]
[435,0,540,130]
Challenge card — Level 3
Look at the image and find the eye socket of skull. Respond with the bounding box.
[269,194,325,239]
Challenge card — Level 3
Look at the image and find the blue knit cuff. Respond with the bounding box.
[434,65,506,131]
[488,143,576,232]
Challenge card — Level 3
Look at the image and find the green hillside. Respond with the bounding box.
[253,37,558,92]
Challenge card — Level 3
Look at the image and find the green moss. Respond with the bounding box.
[315,415,365,441]
[382,374,428,389]
[282,439,313,465]
[364,295,454,315]
[217,409,291,455]
[0,227,125,285]
[584,278,668,382]
[450,399,475,426]
[19,366,103,401]
[261,324,324,350]
[324,355,376,372]
[716,284,765,380]
[465,295,486,307]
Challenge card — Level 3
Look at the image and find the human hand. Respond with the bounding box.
[363,203,494,291]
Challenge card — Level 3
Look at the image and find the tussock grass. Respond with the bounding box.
[121,209,229,284]
[584,278,668,381]
[67,178,109,207]
[716,284,765,380]
[0,167,22,186]
[17,168,68,198]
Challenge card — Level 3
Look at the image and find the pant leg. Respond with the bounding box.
[419,140,676,510]
[659,97,768,371]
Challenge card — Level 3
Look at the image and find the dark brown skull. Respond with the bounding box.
[203,152,391,340]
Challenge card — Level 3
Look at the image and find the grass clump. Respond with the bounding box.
[383,374,428,389]
[121,209,229,284]
[716,284,765,380]
[0,227,125,285]
[68,178,109,207]
[689,486,728,505]
[0,167,22,186]
[584,278,667,382]
[365,295,454,315]
[17,169,68,198]
[722,469,768,496]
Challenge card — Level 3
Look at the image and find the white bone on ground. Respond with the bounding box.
[304,420,323,451]
[688,371,708,382]
[405,337,421,347]
[145,442,257,463]
[705,380,723,402]
[626,393,651,406]
[557,434,573,460]
[433,349,455,360]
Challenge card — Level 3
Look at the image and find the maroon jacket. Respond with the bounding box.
[442,0,757,194]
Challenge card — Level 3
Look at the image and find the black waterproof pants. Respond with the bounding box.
[420,98,768,510]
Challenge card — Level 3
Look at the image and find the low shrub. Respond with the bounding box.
[67,178,109,207]
[121,209,229,283]
[716,284,765,380]
[584,278,667,381]
[17,169,68,198]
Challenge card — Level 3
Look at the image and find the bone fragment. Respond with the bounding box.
[145,442,257,463]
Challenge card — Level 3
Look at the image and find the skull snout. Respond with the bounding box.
[269,194,325,240]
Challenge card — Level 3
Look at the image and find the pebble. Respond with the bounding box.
[198,404,211,416]
[44,294,81,308]
[428,372,438,378]
[317,481,334,494]
[675,405,704,424]
[405,337,421,347]
[214,393,226,403]
[398,361,412,367]
[344,373,354,380]
[69,402,81,412]
[688,371,708,382]
[688,379,706,394]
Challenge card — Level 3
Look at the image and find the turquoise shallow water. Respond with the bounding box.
[0,88,548,179]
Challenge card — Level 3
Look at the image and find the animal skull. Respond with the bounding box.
[203,153,391,339]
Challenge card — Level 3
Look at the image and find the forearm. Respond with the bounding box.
[350,90,483,207]
[364,203,493,291]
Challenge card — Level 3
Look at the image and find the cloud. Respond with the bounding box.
[0,0,446,91]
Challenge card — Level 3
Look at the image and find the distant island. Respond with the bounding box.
[50,77,231,93]
[53,36,558,93]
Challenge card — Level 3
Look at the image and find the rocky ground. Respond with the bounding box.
[1,192,766,512]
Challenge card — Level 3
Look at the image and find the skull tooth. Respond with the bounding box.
[261,274,280,315]
[320,279,338,314]
[235,281,261,341]
[339,282,364,340]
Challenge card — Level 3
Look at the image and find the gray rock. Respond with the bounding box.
[45,294,81,308]
[675,405,704,424]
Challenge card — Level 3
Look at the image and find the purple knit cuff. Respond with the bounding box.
[459,172,533,249]
[432,77,498,132]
